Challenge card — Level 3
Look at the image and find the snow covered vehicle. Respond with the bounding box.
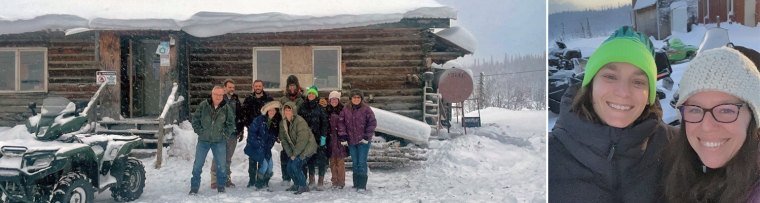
[665,27,732,125]
[0,96,146,203]
[663,37,697,63]
[548,41,583,71]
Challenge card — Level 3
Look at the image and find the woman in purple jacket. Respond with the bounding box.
[326,90,348,189]
[338,89,377,193]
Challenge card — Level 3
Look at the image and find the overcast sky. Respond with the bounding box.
[549,0,630,14]
[436,0,545,61]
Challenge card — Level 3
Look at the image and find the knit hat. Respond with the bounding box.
[328,91,341,100]
[305,85,318,96]
[350,89,364,100]
[260,101,281,115]
[676,47,760,126]
[583,26,658,105]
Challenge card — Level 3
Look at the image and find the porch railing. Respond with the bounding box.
[155,82,184,169]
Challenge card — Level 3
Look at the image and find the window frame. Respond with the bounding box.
[0,47,48,93]
[252,47,283,92]
[311,46,342,91]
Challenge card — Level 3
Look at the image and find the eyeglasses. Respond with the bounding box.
[678,103,745,123]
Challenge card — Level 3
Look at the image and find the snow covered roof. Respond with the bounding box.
[633,0,657,10]
[670,1,688,9]
[0,0,456,37]
[434,26,477,53]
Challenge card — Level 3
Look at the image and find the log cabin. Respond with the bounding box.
[0,3,474,146]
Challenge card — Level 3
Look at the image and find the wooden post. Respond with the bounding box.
[155,119,164,169]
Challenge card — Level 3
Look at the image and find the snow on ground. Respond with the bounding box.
[82,108,546,202]
[549,23,760,131]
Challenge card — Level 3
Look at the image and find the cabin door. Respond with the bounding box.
[124,39,162,117]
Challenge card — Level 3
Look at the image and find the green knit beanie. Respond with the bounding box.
[582,26,658,105]
[305,85,319,96]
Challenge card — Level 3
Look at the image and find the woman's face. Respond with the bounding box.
[591,63,649,128]
[284,107,293,121]
[351,95,362,105]
[267,108,277,118]
[684,91,751,168]
[330,98,339,107]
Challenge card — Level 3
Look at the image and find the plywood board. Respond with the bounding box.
[282,46,312,74]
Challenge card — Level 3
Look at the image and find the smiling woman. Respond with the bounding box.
[664,47,760,203]
[548,26,677,203]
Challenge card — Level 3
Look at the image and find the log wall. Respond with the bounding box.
[0,31,99,126]
[187,27,432,120]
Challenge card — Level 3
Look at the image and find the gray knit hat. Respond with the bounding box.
[676,47,760,125]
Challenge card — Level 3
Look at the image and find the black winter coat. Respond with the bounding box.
[224,93,243,134]
[548,84,672,203]
[240,91,273,129]
[298,98,329,153]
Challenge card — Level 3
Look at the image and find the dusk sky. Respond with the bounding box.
[437,0,545,62]
[549,0,630,14]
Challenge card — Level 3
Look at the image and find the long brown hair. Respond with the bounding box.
[664,115,759,203]
[570,80,663,125]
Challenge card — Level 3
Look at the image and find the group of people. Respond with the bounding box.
[189,75,377,195]
[549,26,760,202]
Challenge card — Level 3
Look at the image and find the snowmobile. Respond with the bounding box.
[548,41,583,71]
[0,96,146,203]
[665,27,733,126]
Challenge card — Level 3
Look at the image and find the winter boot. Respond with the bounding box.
[259,172,271,189]
[316,176,325,191]
[217,186,225,193]
[308,174,316,189]
[357,174,368,190]
[189,187,199,195]
[247,175,256,188]
[351,173,358,189]
[286,185,299,191]
[294,185,309,195]
[210,182,218,189]
[226,179,236,188]
[264,172,273,188]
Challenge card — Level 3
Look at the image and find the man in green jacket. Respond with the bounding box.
[280,101,318,195]
[189,86,236,195]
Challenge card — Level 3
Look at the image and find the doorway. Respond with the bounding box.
[121,39,162,118]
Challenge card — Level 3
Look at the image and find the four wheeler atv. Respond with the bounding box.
[0,96,146,203]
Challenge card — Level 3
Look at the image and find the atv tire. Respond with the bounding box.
[110,158,146,202]
[50,172,95,203]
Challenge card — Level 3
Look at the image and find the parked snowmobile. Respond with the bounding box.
[665,27,732,126]
[0,96,146,203]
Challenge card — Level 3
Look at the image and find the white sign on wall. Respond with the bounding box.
[96,71,117,85]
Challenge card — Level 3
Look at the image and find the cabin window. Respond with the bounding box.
[0,48,47,92]
[252,47,282,90]
[312,47,341,90]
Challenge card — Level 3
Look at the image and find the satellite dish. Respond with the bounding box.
[438,68,474,103]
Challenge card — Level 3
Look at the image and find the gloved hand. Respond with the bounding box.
[360,139,369,144]
[319,136,326,146]
[340,141,348,146]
